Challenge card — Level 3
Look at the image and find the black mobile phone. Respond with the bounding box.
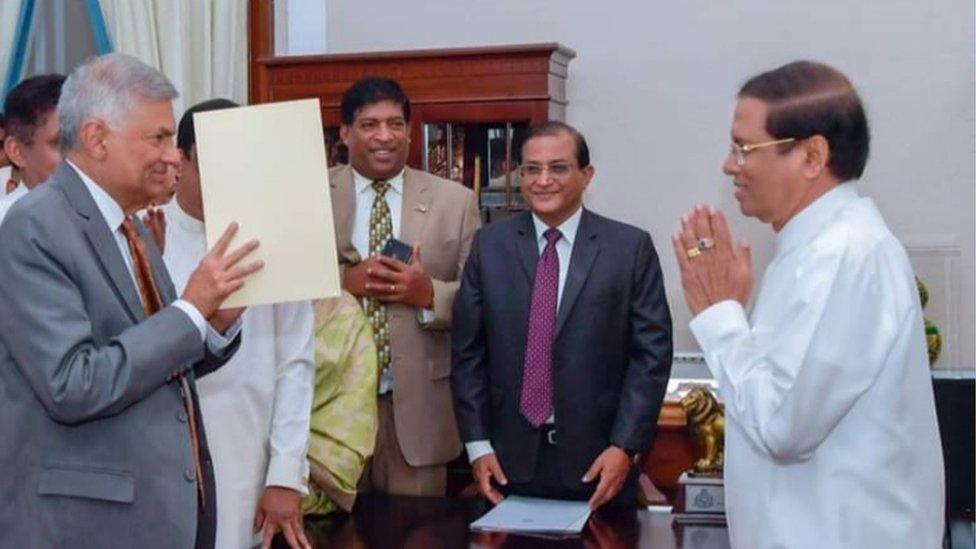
[380,237,413,264]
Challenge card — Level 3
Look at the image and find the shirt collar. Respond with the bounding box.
[66,159,126,233]
[776,183,859,254]
[353,167,404,197]
[532,205,583,248]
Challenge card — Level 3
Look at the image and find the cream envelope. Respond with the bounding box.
[194,98,340,307]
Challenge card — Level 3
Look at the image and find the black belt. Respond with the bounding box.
[542,427,557,445]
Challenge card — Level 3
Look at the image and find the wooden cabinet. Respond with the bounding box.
[248,4,574,221]
[643,400,706,500]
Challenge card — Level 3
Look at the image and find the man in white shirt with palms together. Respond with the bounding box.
[673,61,944,549]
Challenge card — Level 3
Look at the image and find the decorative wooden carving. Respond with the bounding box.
[250,44,573,108]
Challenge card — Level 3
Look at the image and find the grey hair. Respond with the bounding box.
[58,53,178,152]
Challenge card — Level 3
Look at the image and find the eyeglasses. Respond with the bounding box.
[730,138,796,166]
[519,162,576,180]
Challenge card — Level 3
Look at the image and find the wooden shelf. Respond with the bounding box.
[248,2,574,176]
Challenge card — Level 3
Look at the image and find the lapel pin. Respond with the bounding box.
[415,203,428,213]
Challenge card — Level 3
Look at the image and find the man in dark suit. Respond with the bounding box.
[452,121,672,509]
[0,53,261,548]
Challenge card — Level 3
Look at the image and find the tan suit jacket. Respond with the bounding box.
[329,164,480,466]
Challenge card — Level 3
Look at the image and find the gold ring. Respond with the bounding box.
[686,247,702,259]
[697,237,715,251]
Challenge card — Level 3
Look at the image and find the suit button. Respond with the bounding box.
[177,410,188,423]
[185,468,196,482]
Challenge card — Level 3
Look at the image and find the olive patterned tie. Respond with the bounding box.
[365,181,392,375]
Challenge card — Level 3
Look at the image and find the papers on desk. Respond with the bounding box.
[470,496,591,536]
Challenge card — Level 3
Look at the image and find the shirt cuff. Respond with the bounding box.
[205,316,242,354]
[465,440,495,463]
[689,300,750,375]
[172,299,207,341]
[417,307,436,326]
[265,454,309,495]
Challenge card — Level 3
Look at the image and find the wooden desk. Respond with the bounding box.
[285,493,729,548]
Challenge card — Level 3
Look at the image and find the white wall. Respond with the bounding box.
[291,1,975,367]
[274,0,327,55]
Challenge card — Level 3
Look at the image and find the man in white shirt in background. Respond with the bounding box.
[163,98,315,549]
[0,73,64,224]
[672,60,944,549]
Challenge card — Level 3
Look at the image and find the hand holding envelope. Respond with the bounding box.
[180,221,263,331]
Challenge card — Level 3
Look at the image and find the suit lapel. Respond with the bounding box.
[399,168,430,246]
[515,212,538,285]
[57,163,146,322]
[554,209,600,338]
[330,165,360,264]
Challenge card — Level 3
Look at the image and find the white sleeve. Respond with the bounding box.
[465,440,495,463]
[690,251,899,463]
[171,298,243,352]
[417,307,436,325]
[264,301,316,494]
[171,299,208,341]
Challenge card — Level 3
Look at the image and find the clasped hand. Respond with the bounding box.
[343,243,434,309]
[672,205,754,316]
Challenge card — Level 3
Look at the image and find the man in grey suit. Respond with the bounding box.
[452,122,673,510]
[0,54,262,548]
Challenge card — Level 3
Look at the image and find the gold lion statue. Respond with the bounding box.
[680,386,725,476]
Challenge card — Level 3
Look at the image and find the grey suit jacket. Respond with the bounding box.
[0,163,237,548]
[452,209,673,489]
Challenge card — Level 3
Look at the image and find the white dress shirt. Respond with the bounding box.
[65,160,238,348]
[690,184,944,549]
[465,206,583,463]
[351,168,405,260]
[163,200,315,549]
[0,179,28,226]
[349,167,435,394]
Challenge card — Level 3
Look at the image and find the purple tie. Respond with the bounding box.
[520,228,561,427]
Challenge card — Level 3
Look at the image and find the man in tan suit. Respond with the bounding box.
[329,77,480,495]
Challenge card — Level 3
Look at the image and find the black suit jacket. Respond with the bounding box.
[451,209,672,489]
